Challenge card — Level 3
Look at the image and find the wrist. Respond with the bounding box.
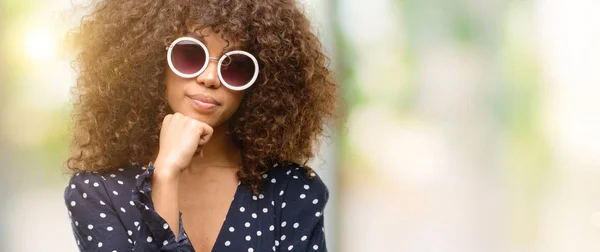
[152,158,182,182]
[152,168,180,183]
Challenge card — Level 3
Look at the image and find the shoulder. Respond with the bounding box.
[266,162,329,205]
[66,165,146,189]
[64,164,146,206]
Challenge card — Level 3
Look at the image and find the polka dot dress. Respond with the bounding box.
[64,162,329,251]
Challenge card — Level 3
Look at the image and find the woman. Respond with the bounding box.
[63,0,338,251]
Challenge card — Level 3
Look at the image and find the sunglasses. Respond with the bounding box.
[166,37,259,91]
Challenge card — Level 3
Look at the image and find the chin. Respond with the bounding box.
[190,113,218,126]
[170,107,214,124]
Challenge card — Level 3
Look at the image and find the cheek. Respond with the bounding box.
[223,90,246,113]
[164,71,183,104]
[232,91,245,106]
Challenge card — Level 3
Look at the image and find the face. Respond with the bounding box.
[165,28,246,128]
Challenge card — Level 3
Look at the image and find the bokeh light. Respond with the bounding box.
[2,0,600,251]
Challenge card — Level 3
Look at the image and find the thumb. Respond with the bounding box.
[194,146,204,158]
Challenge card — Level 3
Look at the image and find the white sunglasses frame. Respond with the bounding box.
[166,36,259,91]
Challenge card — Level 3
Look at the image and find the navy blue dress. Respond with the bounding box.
[64,162,329,252]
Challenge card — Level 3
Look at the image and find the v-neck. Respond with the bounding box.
[208,181,244,252]
[66,162,329,252]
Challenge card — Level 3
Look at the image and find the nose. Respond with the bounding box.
[195,58,220,88]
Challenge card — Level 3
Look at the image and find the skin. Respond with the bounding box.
[152,28,247,251]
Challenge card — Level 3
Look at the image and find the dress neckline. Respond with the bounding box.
[207,180,244,251]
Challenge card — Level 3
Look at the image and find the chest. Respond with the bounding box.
[178,178,238,252]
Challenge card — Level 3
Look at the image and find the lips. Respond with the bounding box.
[188,93,220,105]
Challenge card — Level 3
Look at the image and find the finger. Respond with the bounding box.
[185,120,206,145]
[193,146,203,157]
[198,124,213,145]
[173,112,183,120]
[187,119,212,145]
[163,114,173,124]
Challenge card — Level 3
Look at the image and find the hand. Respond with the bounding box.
[153,112,213,178]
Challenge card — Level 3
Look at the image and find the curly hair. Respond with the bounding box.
[65,0,339,193]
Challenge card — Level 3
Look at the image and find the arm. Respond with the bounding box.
[131,163,195,252]
[65,172,132,251]
[147,112,214,241]
[66,113,210,251]
[275,166,329,252]
[65,167,195,252]
[152,159,182,239]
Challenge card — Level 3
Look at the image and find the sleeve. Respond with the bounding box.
[64,164,195,252]
[64,171,133,251]
[274,166,329,252]
[130,162,195,252]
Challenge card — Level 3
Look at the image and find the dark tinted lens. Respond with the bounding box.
[171,41,206,75]
[221,54,256,87]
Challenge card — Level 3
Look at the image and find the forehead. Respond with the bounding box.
[185,27,245,51]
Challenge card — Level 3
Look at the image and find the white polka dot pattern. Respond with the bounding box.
[64,162,328,251]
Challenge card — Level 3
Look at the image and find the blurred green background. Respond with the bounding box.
[2,0,600,251]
